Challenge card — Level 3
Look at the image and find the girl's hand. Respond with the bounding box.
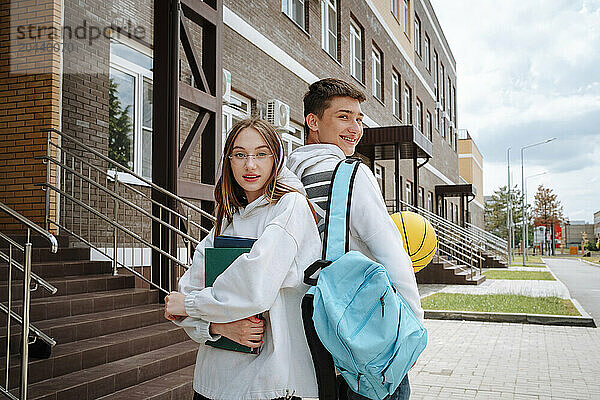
[210,316,265,348]
[164,291,189,319]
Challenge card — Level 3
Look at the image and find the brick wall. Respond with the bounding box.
[0,0,61,233]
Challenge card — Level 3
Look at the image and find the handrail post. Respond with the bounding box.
[20,230,32,399]
[45,131,51,231]
[5,244,13,390]
[186,211,192,267]
[113,177,119,276]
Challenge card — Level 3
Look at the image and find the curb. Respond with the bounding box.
[577,258,600,267]
[424,309,596,328]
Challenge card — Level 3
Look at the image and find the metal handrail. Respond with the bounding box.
[0,203,58,253]
[44,128,216,222]
[0,202,58,400]
[466,222,507,246]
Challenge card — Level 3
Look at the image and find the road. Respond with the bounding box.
[543,257,600,321]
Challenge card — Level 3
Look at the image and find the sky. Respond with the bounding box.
[430,0,600,223]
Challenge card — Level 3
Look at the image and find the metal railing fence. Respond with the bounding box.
[1,202,58,400]
[39,129,216,297]
[386,199,486,277]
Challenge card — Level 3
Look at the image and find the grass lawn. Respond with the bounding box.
[509,263,546,268]
[483,270,555,280]
[512,255,544,264]
[421,293,580,316]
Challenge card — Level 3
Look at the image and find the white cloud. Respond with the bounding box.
[431,0,600,223]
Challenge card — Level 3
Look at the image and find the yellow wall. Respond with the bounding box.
[458,138,484,205]
[371,0,414,63]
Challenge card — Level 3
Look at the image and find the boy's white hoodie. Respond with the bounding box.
[287,144,424,321]
[175,166,320,400]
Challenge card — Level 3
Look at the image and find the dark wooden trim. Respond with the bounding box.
[179,112,210,169]
[181,0,218,26]
[180,16,210,92]
[178,180,215,201]
[180,82,218,113]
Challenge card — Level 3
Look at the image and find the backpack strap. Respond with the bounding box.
[321,158,362,261]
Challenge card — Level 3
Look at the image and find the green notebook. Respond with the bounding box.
[204,247,261,354]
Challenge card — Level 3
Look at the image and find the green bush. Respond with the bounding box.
[585,241,599,251]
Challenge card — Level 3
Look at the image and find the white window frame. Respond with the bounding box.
[371,46,382,100]
[416,98,423,131]
[374,163,384,195]
[403,0,410,36]
[433,50,438,99]
[109,40,153,184]
[419,186,424,208]
[350,20,363,83]
[427,191,433,212]
[282,0,306,31]
[281,121,305,157]
[223,92,251,150]
[321,0,338,59]
[392,71,400,119]
[414,15,421,56]
[424,34,430,71]
[426,110,432,141]
[405,181,413,205]
[403,84,411,124]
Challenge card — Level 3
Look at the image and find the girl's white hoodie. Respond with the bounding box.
[175,166,320,400]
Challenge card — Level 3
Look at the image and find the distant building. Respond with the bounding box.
[594,211,600,238]
[457,129,484,227]
[564,221,595,247]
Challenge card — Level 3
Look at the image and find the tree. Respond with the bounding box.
[531,185,564,255]
[484,185,529,242]
[108,78,133,169]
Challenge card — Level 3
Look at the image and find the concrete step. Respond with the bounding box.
[97,364,195,400]
[0,260,112,281]
[2,288,159,324]
[0,273,135,301]
[11,340,198,400]
[0,322,189,389]
[0,304,164,357]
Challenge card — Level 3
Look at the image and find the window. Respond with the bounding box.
[414,15,421,56]
[416,98,423,132]
[452,85,456,122]
[435,107,440,130]
[371,46,383,100]
[223,92,251,149]
[442,117,447,140]
[447,76,451,112]
[424,34,430,71]
[433,50,439,99]
[321,0,338,60]
[392,71,401,119]
[427,191,433,212]
[419,187,424,208]
[282,0,307,31]
[350,20,363,83]
[426,110,432,141]
[403,0,410,36]
[109,39,153,179]
[391,0,400,20]
[405,181,413,205]
[374,164,384,195]
[281,121,305,158]
[441,63,446,109]
[403,84,412,124]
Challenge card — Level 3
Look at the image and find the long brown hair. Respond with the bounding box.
[213,118,300,236]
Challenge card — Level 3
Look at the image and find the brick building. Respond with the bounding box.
[1,0,481,237]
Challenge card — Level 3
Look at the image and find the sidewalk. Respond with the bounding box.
[409,319,600,399]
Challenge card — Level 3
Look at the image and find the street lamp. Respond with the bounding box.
[521,138,556,264]
[507,147,511,264]
[524,171,548,260]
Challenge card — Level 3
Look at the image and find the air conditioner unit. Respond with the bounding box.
[267,99,290,130]
[442,110,449,119]
[435,101,442,110]
[222,69,231,104]
[449,120,455,129]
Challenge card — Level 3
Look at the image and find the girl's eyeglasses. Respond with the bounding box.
[228,152,274,162]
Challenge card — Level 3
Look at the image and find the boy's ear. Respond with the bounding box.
[306,113,319,133]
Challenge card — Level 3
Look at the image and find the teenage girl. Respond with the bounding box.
[164,118,320,400]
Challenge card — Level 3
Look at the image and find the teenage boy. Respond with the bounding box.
[287,78,423,400]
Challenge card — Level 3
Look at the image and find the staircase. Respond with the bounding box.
[1,235,197,399]
[415,256,486,285]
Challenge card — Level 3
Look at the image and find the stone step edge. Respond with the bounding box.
[97,364,195,400]
[424,309,596,327]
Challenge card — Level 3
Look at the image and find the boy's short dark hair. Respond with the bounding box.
[303,78,366,136]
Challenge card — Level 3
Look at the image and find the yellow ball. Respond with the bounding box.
[391,211,437,273]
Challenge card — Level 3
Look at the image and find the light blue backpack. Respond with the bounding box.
[302,159,427,400]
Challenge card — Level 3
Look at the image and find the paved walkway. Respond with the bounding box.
[419,278,571,299]
[409,319,600,399]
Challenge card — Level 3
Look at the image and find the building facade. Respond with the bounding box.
[1,0,482,238]
[457,129,484,226]
[594,211,600,239]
